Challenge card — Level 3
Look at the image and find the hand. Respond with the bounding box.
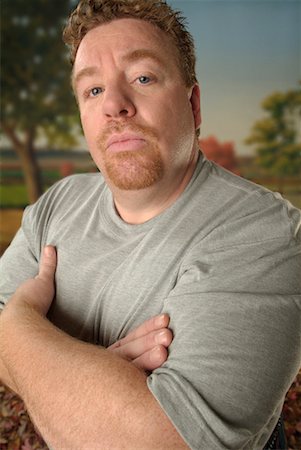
[108,314,173,372]
[8,245,57,316]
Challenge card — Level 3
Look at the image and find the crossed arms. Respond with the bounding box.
[0,246,188,449]
[1,236,300,449]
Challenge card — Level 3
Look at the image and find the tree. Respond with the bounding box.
[245,85,301,177]
[199,135,240,175]
[1,0,79,203]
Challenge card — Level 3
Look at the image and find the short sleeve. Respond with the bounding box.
[147,215,301,449]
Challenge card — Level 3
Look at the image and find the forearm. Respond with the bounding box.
[0,354,18,393]
[0,303,187,450]
[0,310,19,393]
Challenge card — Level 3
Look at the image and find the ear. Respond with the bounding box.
[189,84,201,130]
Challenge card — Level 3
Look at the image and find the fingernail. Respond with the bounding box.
[44,246,52,257]
[156,314,168,326]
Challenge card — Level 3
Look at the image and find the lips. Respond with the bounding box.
[106,132,146,153]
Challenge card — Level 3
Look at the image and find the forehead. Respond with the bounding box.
[74,18,179,72]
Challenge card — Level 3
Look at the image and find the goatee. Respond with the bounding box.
[97,122,164,190]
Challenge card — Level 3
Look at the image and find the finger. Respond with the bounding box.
[108,314,170,350]
[37,246,57,281]
[110,328,172,361]
[132,345,168,372]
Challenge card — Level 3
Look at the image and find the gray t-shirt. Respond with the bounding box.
[1,154,300,449]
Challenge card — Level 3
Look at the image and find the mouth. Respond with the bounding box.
[106,133,146,153]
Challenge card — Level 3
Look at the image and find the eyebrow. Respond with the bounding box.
[72,49,164,89]
[72,66,99,90]
[121,48,165,66]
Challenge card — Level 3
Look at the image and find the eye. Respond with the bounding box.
[89,87,103,97]
[137,75,151,85]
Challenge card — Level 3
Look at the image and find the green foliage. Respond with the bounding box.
[246,86,301,176]
[1,0,79,148]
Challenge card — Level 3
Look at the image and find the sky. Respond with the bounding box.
[169,0,300,155]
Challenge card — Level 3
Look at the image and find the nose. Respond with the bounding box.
[102,84,136,119]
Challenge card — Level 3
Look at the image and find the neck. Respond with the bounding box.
[111,145,200,224]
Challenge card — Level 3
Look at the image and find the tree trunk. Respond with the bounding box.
[16,144,43,204]
[1,123,43,204]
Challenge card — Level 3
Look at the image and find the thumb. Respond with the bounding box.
[38,245,57,281]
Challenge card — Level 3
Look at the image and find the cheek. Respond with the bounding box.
[163,98,196,161]
[159,95,194,142]
[80,111,98,145]
[146,97,179,137]
[79,112,103,166]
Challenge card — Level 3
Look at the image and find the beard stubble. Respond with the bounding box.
[97,123,164,191]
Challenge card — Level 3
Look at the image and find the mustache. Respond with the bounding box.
[96,122,158,148]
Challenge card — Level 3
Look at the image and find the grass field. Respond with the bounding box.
[0,184,29,207]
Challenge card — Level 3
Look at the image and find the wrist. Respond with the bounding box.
[0,305,24,394]
[1,294,34,323]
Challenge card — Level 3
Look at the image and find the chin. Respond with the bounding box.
[104,151,164,191]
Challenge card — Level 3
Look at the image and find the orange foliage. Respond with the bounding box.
[199,135,240,175]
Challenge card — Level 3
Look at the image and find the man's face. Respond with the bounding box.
[73,18,200,192]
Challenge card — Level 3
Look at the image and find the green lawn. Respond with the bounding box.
[0,184,29,207]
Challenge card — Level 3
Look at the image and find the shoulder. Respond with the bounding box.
[197,159,301,246]
[22,172,106,229]
[176,160,301,294]
[46,172,105,197]
[34,172,104,204]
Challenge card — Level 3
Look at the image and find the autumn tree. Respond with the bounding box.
[0,0,79,203]
[245,85,301,176]
[199,135,240,175]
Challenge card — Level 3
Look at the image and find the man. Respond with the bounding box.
[0,1,300,449]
